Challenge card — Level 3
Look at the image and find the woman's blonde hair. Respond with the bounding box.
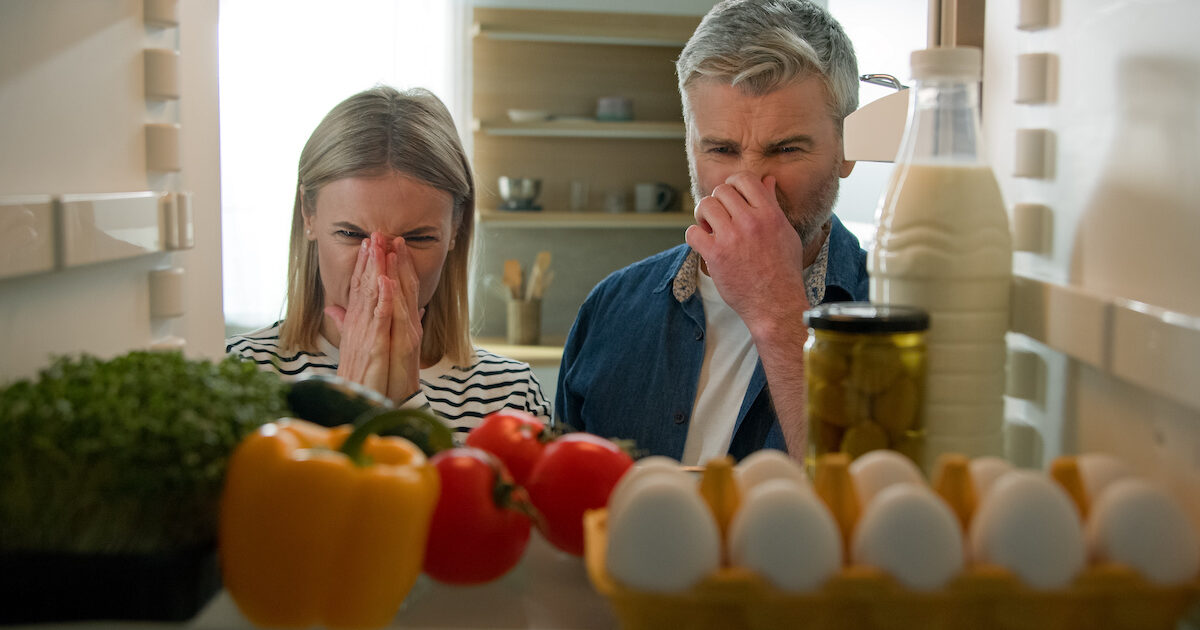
[279,86,475,366]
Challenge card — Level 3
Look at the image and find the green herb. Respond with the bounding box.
[0,351,289,554]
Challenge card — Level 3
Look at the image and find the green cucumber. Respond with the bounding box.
[286,374,390,427]
[354,407,454,457]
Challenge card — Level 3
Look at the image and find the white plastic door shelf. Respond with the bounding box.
[0,191,194,278]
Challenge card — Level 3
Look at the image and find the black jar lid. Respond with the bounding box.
[803,302,929,333]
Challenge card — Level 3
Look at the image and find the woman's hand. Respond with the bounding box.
[326,233,423,404]
[329,234,393,396]
[383,235,422,403]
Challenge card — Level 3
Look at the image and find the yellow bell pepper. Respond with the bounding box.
[219,412,440,630]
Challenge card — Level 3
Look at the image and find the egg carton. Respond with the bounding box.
[583,508,1200,630]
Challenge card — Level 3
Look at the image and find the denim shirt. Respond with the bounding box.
[555,215,869,461]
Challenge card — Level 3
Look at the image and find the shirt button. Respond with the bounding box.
[694,329,704,340]
[673,412,686,424]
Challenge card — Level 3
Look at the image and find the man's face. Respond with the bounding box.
[685,76,856,247]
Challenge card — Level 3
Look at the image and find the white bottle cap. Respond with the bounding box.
[911,46,982,80]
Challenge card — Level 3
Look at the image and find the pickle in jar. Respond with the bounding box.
[840,420,889,459]
[873,375,920,439]
[848,340,905,395]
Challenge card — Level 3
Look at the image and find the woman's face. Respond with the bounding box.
[304,172,457,321]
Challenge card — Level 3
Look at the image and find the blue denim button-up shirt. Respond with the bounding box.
[555,215,869,461]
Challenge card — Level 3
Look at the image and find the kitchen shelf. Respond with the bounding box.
[476,337,565,368]
[475,119,685,140]
[472,22,690,48]
[477,209,693,229]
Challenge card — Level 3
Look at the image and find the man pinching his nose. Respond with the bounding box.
[556,0,869,464]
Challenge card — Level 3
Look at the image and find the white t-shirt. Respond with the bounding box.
[680,271,760,466]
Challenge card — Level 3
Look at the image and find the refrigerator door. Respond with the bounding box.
[0,0,222,382]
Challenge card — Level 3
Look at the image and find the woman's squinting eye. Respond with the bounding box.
[403,233,439,245]
[334,229,367,240]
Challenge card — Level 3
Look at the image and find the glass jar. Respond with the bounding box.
[803,302,929,473]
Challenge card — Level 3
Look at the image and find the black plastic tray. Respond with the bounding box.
[0,543,221,624]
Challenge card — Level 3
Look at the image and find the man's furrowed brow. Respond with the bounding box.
[699,136,739,149]
[767,135,816,150]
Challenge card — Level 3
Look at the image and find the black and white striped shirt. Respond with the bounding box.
[225,322,552,440]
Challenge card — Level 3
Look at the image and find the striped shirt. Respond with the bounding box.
[225,321,552,440]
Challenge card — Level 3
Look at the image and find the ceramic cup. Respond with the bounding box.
[634,182,676,212]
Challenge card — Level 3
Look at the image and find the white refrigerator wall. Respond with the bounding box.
[0,0,222,383]
[983,0,1200,523]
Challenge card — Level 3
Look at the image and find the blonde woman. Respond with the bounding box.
[227,86,551,435]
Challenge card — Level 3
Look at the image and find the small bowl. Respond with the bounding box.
[498,176,542,209]
[507,109,551,123]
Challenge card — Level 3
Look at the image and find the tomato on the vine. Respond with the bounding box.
[423,448,533,585]
[464,409,548,487]
[525,433,634,556]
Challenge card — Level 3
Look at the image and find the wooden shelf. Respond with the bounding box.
[475,119,685,140]
[471,12,696,48]
[478,209,693,229]
[476,337,565,368]
[473,23,689,48]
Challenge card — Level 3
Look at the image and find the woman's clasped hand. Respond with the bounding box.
[325,232,424,403]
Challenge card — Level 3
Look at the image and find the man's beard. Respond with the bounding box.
[689,161,843,249]
[789,163,842,248]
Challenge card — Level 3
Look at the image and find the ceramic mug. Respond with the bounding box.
[634,182,676,213]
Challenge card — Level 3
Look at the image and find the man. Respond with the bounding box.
[555,0,868,464]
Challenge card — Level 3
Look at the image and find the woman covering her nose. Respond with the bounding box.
[226,86,551,438]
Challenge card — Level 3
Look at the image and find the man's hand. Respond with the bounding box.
[684,172,810,336]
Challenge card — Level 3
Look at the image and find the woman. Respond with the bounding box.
[226,86,551,435]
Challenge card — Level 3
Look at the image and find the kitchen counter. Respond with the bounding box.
[13,533,616,630]
[477,337,566,368]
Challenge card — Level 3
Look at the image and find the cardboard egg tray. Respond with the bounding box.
[584,510,1199,630]
[582,453,1200,630]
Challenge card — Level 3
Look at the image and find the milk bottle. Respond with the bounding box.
[869,47,1012,470]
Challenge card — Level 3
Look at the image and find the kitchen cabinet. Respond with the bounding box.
[470,8,702,341]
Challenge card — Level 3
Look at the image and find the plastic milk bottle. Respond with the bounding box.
[868,47,1013,471]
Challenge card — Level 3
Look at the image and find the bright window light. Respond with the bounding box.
[827,0,928,239]
[219,0,464,332]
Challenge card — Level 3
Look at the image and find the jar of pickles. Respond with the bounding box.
[803,302,929,472]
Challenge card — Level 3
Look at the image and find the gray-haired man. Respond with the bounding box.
[557,0,868,464]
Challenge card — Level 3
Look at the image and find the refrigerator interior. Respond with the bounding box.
[982,0,1200,526]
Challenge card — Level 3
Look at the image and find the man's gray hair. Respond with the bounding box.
[676,0,859,127]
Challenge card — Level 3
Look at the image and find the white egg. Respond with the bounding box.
[1086,478,1200,585]
[735,448,811,494]
[849,449,926,507]
[850,482,964,591]
[968,470,1086,589]
[728,478,841,591]
[968,456,1013,500]
[606,475,721,592]
[1076,452,1135,503]
[607,456,689,522]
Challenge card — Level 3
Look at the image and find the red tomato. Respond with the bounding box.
[423,448,533,584]
[525,433,634,556]
[464,409,548,487]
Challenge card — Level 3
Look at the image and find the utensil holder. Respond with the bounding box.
[506,298,542,346]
